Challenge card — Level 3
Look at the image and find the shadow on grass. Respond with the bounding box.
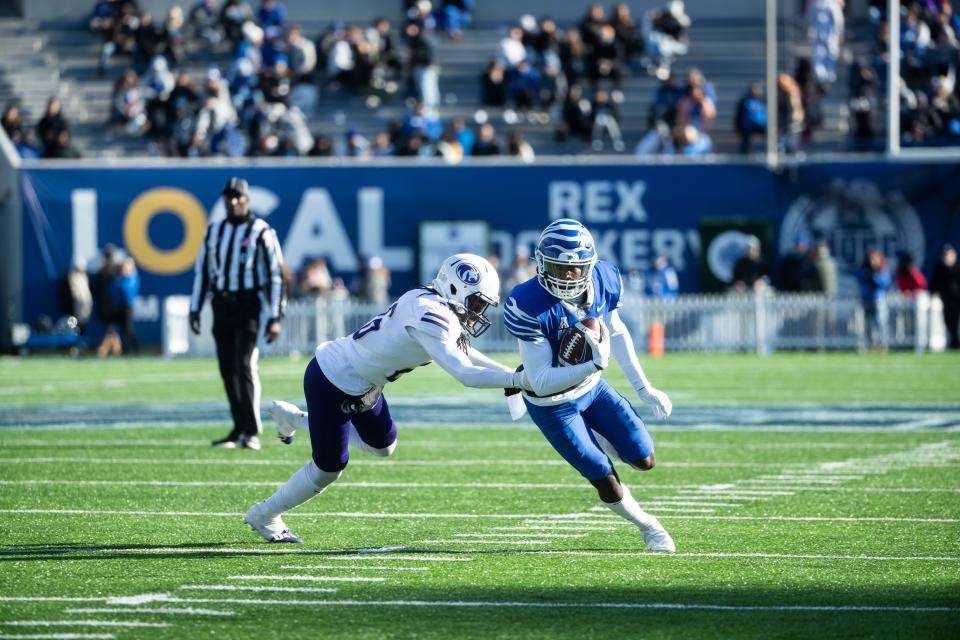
[0,541,239,561]
[0,543,958,637]
[0,543,483,562]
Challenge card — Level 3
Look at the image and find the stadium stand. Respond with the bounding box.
[0,3,857,159]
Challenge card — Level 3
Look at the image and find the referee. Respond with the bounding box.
[190,177,286,450]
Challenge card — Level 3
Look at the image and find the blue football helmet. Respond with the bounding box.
[534,219,598,299]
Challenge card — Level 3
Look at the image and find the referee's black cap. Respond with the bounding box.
[223,177,249,197]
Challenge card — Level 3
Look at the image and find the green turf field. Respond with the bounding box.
[0,353,958,639]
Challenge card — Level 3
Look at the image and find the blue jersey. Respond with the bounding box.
[504,260,623,366]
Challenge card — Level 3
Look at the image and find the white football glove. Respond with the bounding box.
[577,320,610,371]
[637,385,672,420]
[510,367,533,392]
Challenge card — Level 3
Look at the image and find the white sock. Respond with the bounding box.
[258,460,341,517]
[348,425,396,457]
[603,485,656,529]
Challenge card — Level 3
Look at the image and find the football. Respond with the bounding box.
[557,317,600,366]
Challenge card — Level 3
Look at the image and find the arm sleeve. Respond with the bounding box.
[261,227,286,320]
[412,328,518,389]
[606,308,651,392]
[518,339,598,397]
[466,346,514,373]
[190,224,212,314]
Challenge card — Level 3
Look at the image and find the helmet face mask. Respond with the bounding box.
[459,291,496,337]
[535,219,598,299]
[431,253,501,338]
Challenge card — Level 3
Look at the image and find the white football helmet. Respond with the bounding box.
[431,253,500,337]
[535,219,598,299]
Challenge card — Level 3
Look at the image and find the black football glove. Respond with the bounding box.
[504,364,525,396]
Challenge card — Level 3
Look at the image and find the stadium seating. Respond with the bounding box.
[0,14,857,158]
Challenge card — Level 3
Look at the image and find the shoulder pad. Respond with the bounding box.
[503,295,544,342]
[414,296,460,340]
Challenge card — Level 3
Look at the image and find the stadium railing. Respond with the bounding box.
[163,291,947,357]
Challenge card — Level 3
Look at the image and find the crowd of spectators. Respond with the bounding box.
[82,0,514,159]
[15,1,960,159]
[2,98,82,159]
[635,66,715,155]
[290,247,541,306]
[1,0,853,160]
[724,232,960,350]
[851,0,960,149]
[75,0,701,159]
[479,3,692,155]
[45,243,141,356]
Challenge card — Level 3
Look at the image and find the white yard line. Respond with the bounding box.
[489,526,621,532]
[102,595,169,606]
[774,473,867,479]
[279,565,429,571]
[114,595,960,613]
[0,599,102,604]
[757,475,863,482]
[748,478,848,485]
[0,635,116,640]
[64,608,234,616]
[318,554,471,562]
[4,418,956,433]
[4,440,220,447]
[661,495,766,501]
[643,501,744,508]
[417,540,553,545]
[0,479,590,490]
[226,575,385,583]
[522,520,632,526]
[0,457,816,468]
[179,586,338,594]
[3,439,910,451]
[656,514,959,523]
[628,508,719,513]
[678,489,796,496]
[0,510,954,527]
[518,550,960,562]
[1,479,957,494]
[452,533,586,539]
[730,485,960,493]
[1,621,168,629]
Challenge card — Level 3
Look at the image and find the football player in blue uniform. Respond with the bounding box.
[504,219,676,552]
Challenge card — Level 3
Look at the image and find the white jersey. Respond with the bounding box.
[315,288,466,396]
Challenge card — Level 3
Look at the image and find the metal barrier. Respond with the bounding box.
[621,291,946,354]
[163,292,947,357]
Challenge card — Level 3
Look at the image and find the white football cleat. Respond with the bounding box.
[244,502,303,544]
[638,516,676,552]
[271,400,303,445]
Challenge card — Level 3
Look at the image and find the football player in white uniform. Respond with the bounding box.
[504,219,676,552]
[244,253,530,543]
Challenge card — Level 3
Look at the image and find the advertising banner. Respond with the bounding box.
[20,161,960,344]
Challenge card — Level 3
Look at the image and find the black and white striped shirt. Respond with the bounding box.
[190,216,286,320]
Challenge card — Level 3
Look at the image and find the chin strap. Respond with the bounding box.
[456,331,470,354]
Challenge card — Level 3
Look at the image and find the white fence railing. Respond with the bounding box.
[163,292,947,357]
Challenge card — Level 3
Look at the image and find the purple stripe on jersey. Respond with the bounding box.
[422,312,450,326]
[421,317,449,331]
